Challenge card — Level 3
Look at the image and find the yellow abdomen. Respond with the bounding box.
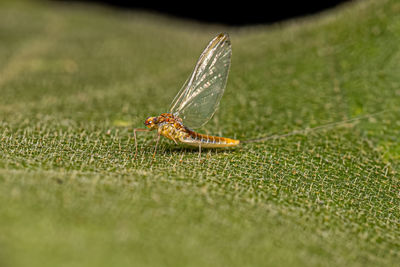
[179,131,240,148]
[157,118,239,148]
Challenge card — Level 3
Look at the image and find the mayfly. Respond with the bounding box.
[133,33,391,159]
[134,33,239,158]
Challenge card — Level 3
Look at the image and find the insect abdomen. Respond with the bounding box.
[181,131,240,148]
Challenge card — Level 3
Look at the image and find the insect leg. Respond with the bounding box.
[170,136,178,145]
[133,128,151,159]
[152,134,161,159]
[198,142,202,161]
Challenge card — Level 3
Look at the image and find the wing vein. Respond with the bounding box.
[169,33,231,129]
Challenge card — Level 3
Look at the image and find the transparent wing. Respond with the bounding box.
[169,33,231,129]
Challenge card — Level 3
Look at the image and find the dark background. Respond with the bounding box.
[55,0,352,26]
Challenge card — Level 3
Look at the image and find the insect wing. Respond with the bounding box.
[169,33,231,129]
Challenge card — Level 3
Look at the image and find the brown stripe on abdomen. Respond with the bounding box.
[181,130,240,148]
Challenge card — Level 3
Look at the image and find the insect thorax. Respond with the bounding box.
[156,113,188,141]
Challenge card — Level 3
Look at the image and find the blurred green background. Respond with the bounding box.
[0,0,399,266]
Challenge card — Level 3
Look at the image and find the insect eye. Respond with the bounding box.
[144,117,158,126]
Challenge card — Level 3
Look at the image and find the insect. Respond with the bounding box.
[133,33,390,159]
[134,33,239,158]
